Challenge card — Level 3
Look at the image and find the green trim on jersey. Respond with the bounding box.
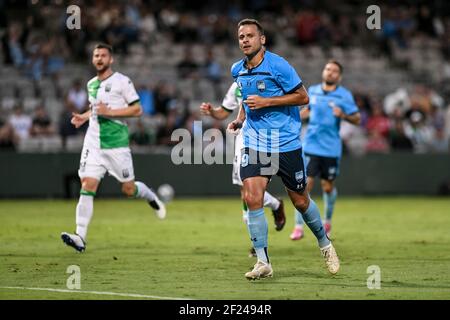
[98,116,129,149]
[235,86,242,98]
[87,78,101,99]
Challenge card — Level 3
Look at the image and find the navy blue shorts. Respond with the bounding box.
[304,153,340,181]
[240,147,307,192]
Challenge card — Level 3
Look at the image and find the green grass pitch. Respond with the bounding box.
[0,197,449,300]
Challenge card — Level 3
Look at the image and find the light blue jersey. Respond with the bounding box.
[231,50,303,153]
[303,84,358,158]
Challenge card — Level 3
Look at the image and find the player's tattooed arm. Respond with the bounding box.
[330,103,361,125]
[244,85,309,110]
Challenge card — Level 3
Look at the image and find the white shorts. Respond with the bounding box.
[232,132,244,186]
[78,146,135,183]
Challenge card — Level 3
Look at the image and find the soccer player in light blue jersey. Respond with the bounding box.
[290,61,361,241]
[227,19,340,280]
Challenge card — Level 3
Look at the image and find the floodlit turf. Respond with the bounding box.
[0,197,449,300]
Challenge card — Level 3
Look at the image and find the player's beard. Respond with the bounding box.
[325,79,336,86]
[96,63,110,75]
[245,45,263,62]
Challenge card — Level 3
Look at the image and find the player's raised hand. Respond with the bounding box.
[71,112,89,128]
[96,101,110,116]
[199,102,212,116]
[226,119,243,136]
[244,95,268,110]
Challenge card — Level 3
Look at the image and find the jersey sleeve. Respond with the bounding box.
[221,82,241,112]
[273,58,302,94]
[122,77,140,105]
[341,90,359,115]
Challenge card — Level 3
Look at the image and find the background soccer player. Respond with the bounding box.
[199,82,286,257]
[227,19,340,280]
[290,60,361,241]
[61,43,166,252]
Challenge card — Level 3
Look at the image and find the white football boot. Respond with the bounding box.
[61,232,86,252]
[245,260,273,280]
[320,243,340,274]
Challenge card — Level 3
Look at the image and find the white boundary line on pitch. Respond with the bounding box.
[0,286,193,300]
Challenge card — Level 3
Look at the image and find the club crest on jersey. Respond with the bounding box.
[105,83,112,92]
[257,80,266,92]
[295,170,304,183]
[122,169,129,178]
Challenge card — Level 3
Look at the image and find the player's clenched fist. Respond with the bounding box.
[200,102,212,115]
[227,119,243,136]
[71,112,89,128]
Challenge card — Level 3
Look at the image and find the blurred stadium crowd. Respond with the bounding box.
[0,0,449,154]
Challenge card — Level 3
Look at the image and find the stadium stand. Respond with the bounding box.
[0,0,449,154]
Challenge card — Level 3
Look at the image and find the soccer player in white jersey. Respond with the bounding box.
[200,82,286,257]
[61,43,166,252]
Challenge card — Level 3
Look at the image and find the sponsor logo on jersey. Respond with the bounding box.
[257,80,266,92]
[105,83,112,92]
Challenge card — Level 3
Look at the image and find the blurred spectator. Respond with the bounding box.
[177,47,200,79]
[404,110,435,153]
[430,127,449,153]
[365,129,390,154]
[137,84,155,116]
[0,118,16,150]
[202,48,223,100]
[295,10,320,46]
[66,79,88,113]
[1,22,28,67]
[130,119,155,146]
[157,110,180,146]
[8,105,32,142]
[60,80,88,148]
[29,105,56,137]
[153,81,177,116]
[389,120,414,151]
[366,101,391,138]
[384,88,410,116]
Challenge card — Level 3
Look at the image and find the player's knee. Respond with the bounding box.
[81,179,97,193]
[321,181,333,193]
[244,191,263,209]
[122,184,136,197]
[294,196,309,213]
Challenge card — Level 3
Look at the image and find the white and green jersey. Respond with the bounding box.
[222,82,244,151]
[222,82,242,113]
[85,72,140,149]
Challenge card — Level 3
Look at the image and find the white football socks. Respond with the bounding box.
[135,181,157,202]
[75,194,94,241]
[263,191,280,211]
